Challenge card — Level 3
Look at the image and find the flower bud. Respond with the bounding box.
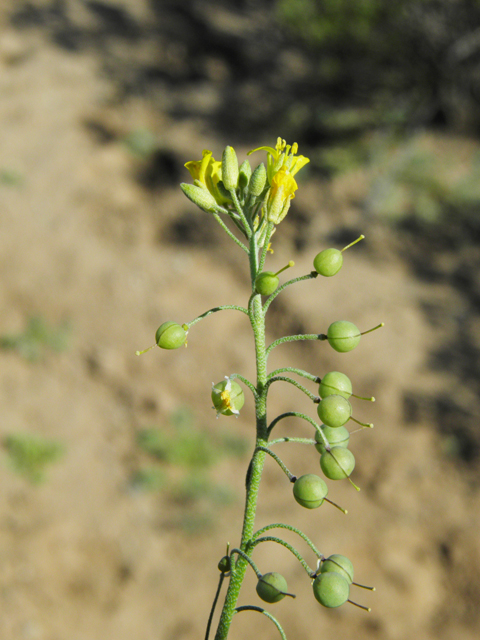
[238,160,252,190]
[180,183,218,213]
[221,146,239,191]
[248,163,267,196]
[211,377,245,417]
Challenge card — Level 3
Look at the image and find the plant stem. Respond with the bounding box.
[213,240,268,640]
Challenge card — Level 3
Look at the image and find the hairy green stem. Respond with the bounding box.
[256,446,296,481]
[263,272,318,313]
[187,305,249,328]
[212,212,250,252]
[248,536,315,577]
[213,240,268,640]
[234,607,287,640]
[265,375,318,402]
[251,522,325,560]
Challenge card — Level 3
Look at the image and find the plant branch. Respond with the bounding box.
[248,536,314,577]
[251,522,324,560]
[212,212,249,252]
[266,334,325,358]
[256,446,295,481]
[268,367,320,384]
[234,607,287,640]
[186,305,249,328]
[265,376,318,402]
[263,272,318,313]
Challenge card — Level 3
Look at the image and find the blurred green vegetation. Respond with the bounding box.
[365,135,480,226]
[276,0,480,149]
[0,168,24,187]
[132,406,248,534]
[3,433,65,484]
[0,316,71,361]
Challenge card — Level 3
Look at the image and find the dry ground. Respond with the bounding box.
[1,3,480,640]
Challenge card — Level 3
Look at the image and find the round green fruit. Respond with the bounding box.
[314,425,350,454]
[211,379,245,417]
[320,447,356,480]
[255,271,279,296]
[313,248,343,277]
[317,395,352,428]
[293,474,328,509]
[327,321,361,353]
[218,555,231,573]
[321,554,354,584]
[155,321,187,349]
[313,571,350,608]
[256,572,289,603]
[319,371,352,400]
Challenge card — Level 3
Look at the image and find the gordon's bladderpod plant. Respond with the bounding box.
[137,138,382,639]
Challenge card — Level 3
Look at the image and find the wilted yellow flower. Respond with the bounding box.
[184,150,230,205]
[248,137,310,184]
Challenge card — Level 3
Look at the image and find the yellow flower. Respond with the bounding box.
[248,137,310,184]
[184,150,230,205]
[265,166,298,224]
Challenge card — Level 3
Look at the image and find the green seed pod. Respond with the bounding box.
[218,555,232,573]
[313,571,350,608]
[317,395,352,428]
[256,572,289,604]
[248,163,267,196]
[320,447,356,480]
[321,554,354,584]
[211,378,245,417]
[238,160,252,190]
[180,183,218,213]
[155,322,187,350]
[319,371,352,400]
[293,474,328,509]
[255,271,279,296]
[313,248,343,277]
[222,146,239,191]
[327,321,361,353]
[314,425,350,454]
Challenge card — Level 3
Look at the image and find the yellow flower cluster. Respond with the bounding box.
[182,138,309,226]
[248,137,310,224]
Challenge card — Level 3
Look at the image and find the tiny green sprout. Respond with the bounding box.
[320,447,356,480]
[321,554,354,584]
[319,371,353,400]
[313,235,364,277]
[256,572,295,604]
[317,395,352,428]
[293,474,328,509]
[313,571,350,608]
[314,425,350,454]
[255,261,295,296]
[211,377,245,417]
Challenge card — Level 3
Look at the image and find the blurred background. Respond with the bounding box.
[2,1,480,639]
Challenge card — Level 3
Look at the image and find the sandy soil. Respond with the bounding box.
[1,3,480,640]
